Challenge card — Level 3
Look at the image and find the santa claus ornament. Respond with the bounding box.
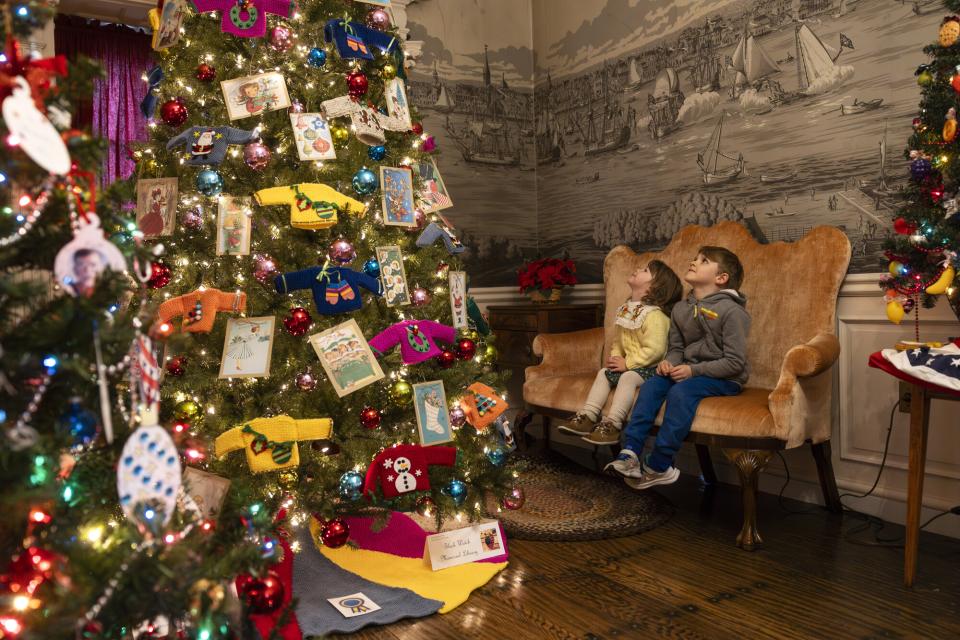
[363,444,456,500]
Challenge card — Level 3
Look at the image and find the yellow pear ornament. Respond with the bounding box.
[886,299,905,324]
[945,108,958,143]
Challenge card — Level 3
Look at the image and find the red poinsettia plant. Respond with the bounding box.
[517,257,578,293]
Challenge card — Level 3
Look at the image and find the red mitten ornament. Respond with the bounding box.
[363,444,456,499]
[460,382,508,432]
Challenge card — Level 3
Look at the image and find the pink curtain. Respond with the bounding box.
[54,16,153,184]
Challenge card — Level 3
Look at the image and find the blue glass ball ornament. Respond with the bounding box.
[307,47,327,68]
[351,167,379,196]
[196,168,224,197]
[367,145,387,161]
[58,398,100,448]
[339,470,364,501]
[910,158,932,182]
[487,447,508,467]
[444,479,468,506]
[361,257,380,279]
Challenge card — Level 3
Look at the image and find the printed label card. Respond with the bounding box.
[375,245,410,307]
[380,166,416,227]
[424,520,506,571]
[290,112,336,161]
[328,592,381,618]
[218,316,275,379]
[216,196,252,256]
[221,71,291,121]
[385,77,412,130]
[136,177,179,238]
[152,0,187,50]
[309,319,385,397]
[413,381,452,446]
[448,270,468,329]
[413,159,453,213]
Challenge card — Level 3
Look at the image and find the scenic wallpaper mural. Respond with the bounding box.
[409,0,934,285]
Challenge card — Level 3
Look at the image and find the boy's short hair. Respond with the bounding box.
[698,245,744,290]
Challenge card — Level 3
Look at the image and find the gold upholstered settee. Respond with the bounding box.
[521,222,852,549]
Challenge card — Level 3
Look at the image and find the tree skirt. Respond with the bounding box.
[486,456,674,541]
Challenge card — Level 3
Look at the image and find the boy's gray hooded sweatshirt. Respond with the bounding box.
[664,289,751,387]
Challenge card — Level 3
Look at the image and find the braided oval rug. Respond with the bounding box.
[485,455,674,541]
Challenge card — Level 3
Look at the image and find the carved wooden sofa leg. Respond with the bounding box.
[723,448,773,551]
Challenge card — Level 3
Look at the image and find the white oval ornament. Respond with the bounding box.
[53,213,128,296]
[2,76,71,175]
[117,423,182,534]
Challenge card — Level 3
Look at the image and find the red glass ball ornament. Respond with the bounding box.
[436,260,449,274]
[436,349,456,369]
[295,371,317,391]
[321,518,350,548]
[411,122,424,135]
[240,571,285,613]
[269,25,294,52]
[283,307,312,336]
[159,98,188,127]
[243,141,271,171]
[415,495,435,516]
[166,356,187,377]
[456,338,477,361]
[366,8,392,30]
[502,486,526,510]
[327,238,357,265]
[360,406,382,430]
[421,135,437,152]
[147,261,172,289]
[195,63,216,82]
[952,74,960,94]
[411,286,431,306]
[253,254,279,286]
[404,208,427,234]
[347,70,369,99]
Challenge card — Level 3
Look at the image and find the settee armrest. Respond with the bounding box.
[526,327,604,381]
[768,333,841,448]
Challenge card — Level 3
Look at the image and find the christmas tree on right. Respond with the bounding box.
[883,13,960,328]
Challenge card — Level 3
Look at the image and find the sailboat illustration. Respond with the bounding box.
[445,46,521,167]
[579,60,631,156]
[728,28,780,98]
[647,67,684,140]
[796,24,850,93]
[627,57,644,90]
[697,115,743,185]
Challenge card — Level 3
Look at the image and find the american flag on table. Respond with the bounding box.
[881,343,960,392]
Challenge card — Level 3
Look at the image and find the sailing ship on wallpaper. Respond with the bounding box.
[535,0,930,281]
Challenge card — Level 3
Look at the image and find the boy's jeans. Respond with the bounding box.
[623,374,741,472]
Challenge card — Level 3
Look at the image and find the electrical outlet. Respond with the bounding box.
[898,381,912,413]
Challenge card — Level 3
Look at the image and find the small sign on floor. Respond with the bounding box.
[423,519,505,571]
[327,592,381,618]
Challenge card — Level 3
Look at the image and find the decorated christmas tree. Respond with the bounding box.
[1,1,520,638]
[883,10,960,329]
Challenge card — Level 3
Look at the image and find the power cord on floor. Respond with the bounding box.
[775,400,959,546]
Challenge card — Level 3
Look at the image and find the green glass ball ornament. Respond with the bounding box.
[174,400,201,422]
[480,344,499,365]
[917,70,934,86]
[330,123,350,146]
[487,446,507,466]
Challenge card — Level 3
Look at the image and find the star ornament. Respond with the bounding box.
[0,36,68,112]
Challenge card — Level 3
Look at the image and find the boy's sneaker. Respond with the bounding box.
[581,419,620,446]
[603,449,642,478]
[624,461,680,490]
[557,412,596,436]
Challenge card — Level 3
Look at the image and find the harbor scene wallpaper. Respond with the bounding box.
[408,0,936,285]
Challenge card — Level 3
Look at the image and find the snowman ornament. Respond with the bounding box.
[392,457,417,494]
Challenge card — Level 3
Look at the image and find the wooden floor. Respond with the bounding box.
[347,449,960,640]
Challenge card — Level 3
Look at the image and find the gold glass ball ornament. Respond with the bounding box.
[277,469,298,490]
[381,63,397,80]
[389,379,413,405]
[330,122,350,146]
[174,400,201,421]
[940,16,960,47]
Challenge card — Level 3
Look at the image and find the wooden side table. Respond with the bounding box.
[488,303,603,446]
[903,384,960,587]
